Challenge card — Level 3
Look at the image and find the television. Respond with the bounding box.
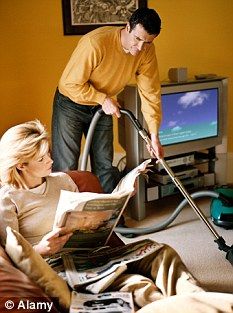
[155,79,227,156]
[142,77,228,158]
[118,77,228,161]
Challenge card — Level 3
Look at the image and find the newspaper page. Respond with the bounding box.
[70,291,134,313]
[62,239,162,292]
[85,264,128,294]
[53,159,151,248]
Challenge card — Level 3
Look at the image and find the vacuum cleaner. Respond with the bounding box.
[210,186,233,229]
[80,107,233,265]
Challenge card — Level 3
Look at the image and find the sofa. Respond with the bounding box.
[0,170,123,313]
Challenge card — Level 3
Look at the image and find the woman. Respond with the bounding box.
[0,120,78,256]
[1,121,232,312]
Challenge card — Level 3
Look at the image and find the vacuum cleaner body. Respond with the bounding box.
[211,187,233,229]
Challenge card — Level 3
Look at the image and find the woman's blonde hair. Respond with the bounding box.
[0,120,49,189]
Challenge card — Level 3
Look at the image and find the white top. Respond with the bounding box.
[0,172,78,246]
[30,181,47,194]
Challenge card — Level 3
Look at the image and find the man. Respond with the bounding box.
[52,7,163,193]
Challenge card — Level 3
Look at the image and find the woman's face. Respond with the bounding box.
[18,148,53,188]
[24,152,53,178]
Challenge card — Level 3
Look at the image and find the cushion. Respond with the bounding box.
[5,227,71,311]
[67,170,103,193]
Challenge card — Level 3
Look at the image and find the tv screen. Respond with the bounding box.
[159,88,219,146]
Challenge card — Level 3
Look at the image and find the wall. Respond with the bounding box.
[151,0,233,150]
[0,1,233,156]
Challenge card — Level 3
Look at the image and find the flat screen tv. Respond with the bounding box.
[153,78,228,158]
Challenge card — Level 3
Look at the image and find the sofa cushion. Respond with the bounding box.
[5,227,71,311]
[67,170,103,193]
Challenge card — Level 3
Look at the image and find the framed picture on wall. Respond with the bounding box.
[62,0,148,35]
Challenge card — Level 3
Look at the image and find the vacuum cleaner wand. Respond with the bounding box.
[81,107,233,265]
[120,108,233,265]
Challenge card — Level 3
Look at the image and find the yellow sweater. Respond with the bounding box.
[59,26,161,134]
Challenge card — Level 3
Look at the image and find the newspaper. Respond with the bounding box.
[53,159,151,248]
[70,291,134,313]
[62,239,162,293]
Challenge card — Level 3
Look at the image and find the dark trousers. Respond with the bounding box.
[51,90,120,193]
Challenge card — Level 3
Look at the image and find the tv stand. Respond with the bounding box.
[118,78,228,221]
[194,148,216,172]
[123,147,227,221]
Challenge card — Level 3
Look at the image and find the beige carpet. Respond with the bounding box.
[117,195,233,294]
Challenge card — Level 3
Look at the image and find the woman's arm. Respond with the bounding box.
[0,190,19,246]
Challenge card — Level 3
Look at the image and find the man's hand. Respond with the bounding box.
[33,227,73,257]
[147,133,164,160]
[102,97,121,118]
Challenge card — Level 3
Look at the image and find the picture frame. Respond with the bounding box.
[62,0,148,35]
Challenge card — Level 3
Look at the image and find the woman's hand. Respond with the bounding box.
[33,227,73,257]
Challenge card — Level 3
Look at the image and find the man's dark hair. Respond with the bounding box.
[129,8,161,35]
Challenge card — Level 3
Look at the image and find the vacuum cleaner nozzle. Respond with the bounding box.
[215,237,233,265]
[226,248,233,265]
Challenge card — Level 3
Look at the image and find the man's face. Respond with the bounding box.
[127,23,157,56]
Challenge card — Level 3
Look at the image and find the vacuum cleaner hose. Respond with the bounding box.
[80,108,220,235]
[80,108,102,171]
[115,190,219,235]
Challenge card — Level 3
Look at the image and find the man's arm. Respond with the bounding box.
[148,133,164,159]
[59,36,121,119]
[136,45,164,159]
